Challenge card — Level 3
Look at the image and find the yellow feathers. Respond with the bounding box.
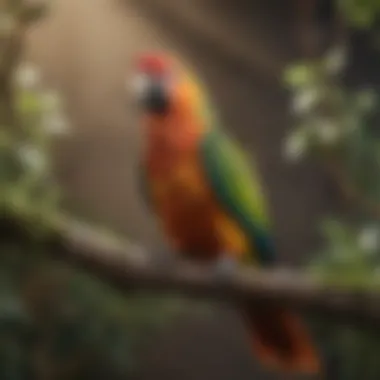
[214,211,251,260]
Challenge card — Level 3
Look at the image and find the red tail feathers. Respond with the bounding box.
[243,306,320,374]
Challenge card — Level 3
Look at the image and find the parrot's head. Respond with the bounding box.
[131,51,214,153]
[132,51,212,121]
[132,52,177,116]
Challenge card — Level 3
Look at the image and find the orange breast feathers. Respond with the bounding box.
[147,148,249,261]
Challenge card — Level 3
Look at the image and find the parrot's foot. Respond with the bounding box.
[212,253,239,282]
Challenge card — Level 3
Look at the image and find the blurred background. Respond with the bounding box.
[2,0,380,379]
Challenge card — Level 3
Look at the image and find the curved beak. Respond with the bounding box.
[131,74,169,115]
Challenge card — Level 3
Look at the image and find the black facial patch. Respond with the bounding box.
[143,82,169,114]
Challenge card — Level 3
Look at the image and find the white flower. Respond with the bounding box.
[291,88,319,115]
[42,112,70,136]
[15,62,41,90]
[17,144,46,173]
[325,46,347,75]
[39,90,70,136]
[358,227,379,253]
[40,90,62,113]
[315,120,341,145]
[283,130,308,162]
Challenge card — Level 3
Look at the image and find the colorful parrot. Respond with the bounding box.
[132,52,320,375]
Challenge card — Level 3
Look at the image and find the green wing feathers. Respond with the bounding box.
[200,129,276,266]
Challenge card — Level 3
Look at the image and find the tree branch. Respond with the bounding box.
[3,214,380,329]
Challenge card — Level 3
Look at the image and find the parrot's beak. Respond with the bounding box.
[131,73,169,115]
[143,83,169,115]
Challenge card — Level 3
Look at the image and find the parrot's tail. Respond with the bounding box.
[242,305,320,374]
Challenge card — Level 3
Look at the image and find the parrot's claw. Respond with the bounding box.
[212,254,239,282]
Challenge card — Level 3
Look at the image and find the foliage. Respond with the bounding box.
[338,0,380,28]
[0,1,208,379]
[284,1,380,378]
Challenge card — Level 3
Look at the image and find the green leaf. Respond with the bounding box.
[355,89,377,113]
[15,90,41,118]
[283,64,315,88]
[324,46,347,75]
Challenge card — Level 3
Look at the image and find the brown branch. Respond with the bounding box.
[4,214,380,329]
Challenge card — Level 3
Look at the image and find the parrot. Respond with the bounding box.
[131,51,320,375]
